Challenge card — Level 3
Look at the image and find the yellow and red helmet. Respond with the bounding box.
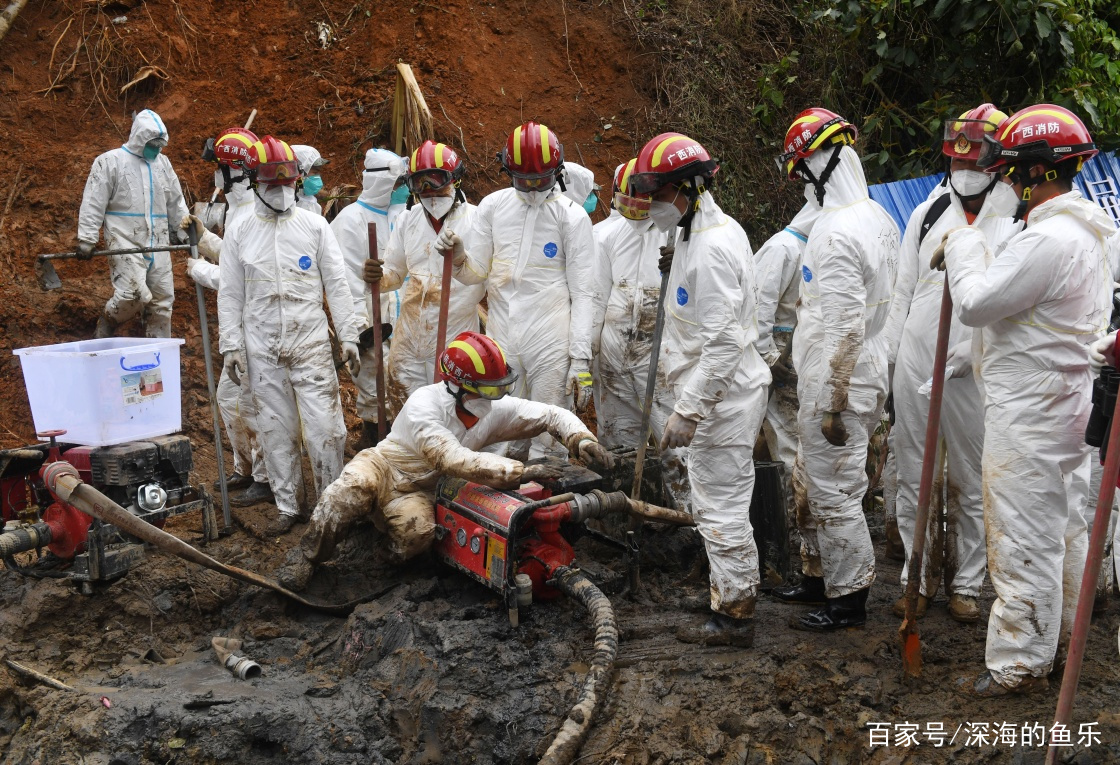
[942,104,1008,161]
[439,331,519,399]
[244,135,300,186]
[977,103,1098,173]
[612,158,651,221]
[776,108,858,179]
[406,140,465,194]
[203,127,258,167]
[628,133,719,196]
[499,121,564,192]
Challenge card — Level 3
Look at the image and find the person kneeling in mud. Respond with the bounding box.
[277,331,615,590]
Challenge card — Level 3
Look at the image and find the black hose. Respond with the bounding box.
[538,566,618,765]
[0,523,52,558]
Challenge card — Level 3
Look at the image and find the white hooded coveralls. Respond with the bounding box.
[792,145,899,598]
[292,145,325,216]
[300,383,595,561]
[331,149,406,424]
[882,189,1020,599]
[942,190,1114,687]
[589,211,689,509]
[77,109,189,337]
[379,200,485,416]
[457,186,596,459]
[218,200,360,518]
[661,191,770,617]
[561,162,596,209]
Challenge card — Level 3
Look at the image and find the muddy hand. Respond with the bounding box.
[522,462,565,484]
[770,358,797,386]
[821,410,848,447]
[223,350,245,387]
[180,214,206,242]
[363,258,384,284]
[577,439,615,471]
[76,241,96,261]
[930,232,948,271]
[658,244,675,274]
[340,341,361,376]
[435,228,467,267]
[660,412,697,450]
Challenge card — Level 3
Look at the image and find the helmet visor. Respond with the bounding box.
[510,172,557,193]
[943,117,998,145]
[407,167,455,193]
[976,134,1007,170]
[255,159,301,185]
[461,368,518,400]
[614,191,651,221]
[626,171,669,196]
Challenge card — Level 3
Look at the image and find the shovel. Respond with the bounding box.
[899,277,953,677]
[433,233,454,383]
[36,244,192,290]
[368,222,389,440]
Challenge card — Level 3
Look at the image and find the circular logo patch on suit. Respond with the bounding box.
[543,242,558,258]
[676,286,688,306]
[298,255,312,271]
[802,265,813,283]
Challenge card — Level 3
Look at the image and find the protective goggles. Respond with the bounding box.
[460,369,519,400]
[406,167,456,194]
[253,159,301,185]
[626,171,671,196]
[614,191,651,221]
[510,172,557,193]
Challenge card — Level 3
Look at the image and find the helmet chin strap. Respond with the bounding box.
[220,165,247,194]
[678,181,703,242]
[798,144,844,206]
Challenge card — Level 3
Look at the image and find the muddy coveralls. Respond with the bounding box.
[942,191,1114,688]
[882,190,1019,605]
[661,191,770,618]
[378,200,485,416]
[792,145,899,600]
[295,383,596,564]
[77,109,189,338]
[588,211,689,508]
[456,186,596,459]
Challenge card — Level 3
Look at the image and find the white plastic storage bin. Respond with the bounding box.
[14,337,185,447]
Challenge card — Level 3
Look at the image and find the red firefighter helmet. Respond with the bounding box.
[612,158,651,221]
[439,331,519,399]
[212,127,259,167]
[500,121,564,192]
[942,104,1008,161]
[406,140,465,193]
[977,103,1098,172]
[628,133,719,196]
[244,135,301,186]
[776,108,858,179]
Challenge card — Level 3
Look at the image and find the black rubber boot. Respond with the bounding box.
[230,481,275,508]
[771,575,826,605]
[676,613,755,648]
[213,472,253,492]
[792,587,870,632]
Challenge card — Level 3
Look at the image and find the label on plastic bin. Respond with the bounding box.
[121,368,164,405]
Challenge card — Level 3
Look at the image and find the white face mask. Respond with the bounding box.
[951,169,994,198]
[984,181,1021,219]
[649,200,683,233]
[420,194,455,220]
[226,178,251,206]
[260,184,295,213]
[463,398,493,418]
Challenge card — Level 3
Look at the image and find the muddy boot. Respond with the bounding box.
[276,547,315,591]
[771,575,826,605]
[144,314,172,339]
[676,613,755,648]
[964,670,1048,697]
[264,513,300,537]
[892,593,930,619]
[230,481,275,508]
[355,420,382,452]
[93,313,116,339]
[885,515,906,561]
[947,593,980,623]
[792,587,869,632]
[213,472,253,492]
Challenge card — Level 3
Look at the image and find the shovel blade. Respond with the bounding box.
[900,621,923,677]
[193,201,227,234]
[36,258,62,290]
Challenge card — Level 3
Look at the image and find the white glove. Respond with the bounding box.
[223,350,245,386]
[185,258,203,282]
[660,412,698,450]
[340,341,361,376]
[944,341,972,379]
[1090,332,1117,375]
[565,358,593,411]
[434,228,467,267]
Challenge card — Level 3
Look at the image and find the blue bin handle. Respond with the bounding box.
[120,351,161,372]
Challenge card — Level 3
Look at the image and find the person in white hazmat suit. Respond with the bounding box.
[362,140,485,416]
[753,202,820,516]
[881,105,1021,624]
[218,135,361,536]
[275,331,615,591]
[331,148,408,449]
[562,161,599,214]
[292,144,328,216]
[589,159,689,509]
[77,109,190,339]
[769,109,899,632]
[454,122,596,460]
[625,132,769,647]
[938,105,1114,696]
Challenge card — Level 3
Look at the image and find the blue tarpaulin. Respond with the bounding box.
[868,151,1120,235]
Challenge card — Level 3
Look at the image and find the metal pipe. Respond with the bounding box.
[187,224,231,529]
[433,249,453,382]
[368,222,389,439]
[38,244,192,261]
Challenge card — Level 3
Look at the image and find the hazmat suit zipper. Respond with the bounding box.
[513,195,543,286]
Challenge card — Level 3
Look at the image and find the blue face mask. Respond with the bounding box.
[582,192,598,214]
[390,185,410,206]
[143,143,163,161]
[301,175,324,197]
